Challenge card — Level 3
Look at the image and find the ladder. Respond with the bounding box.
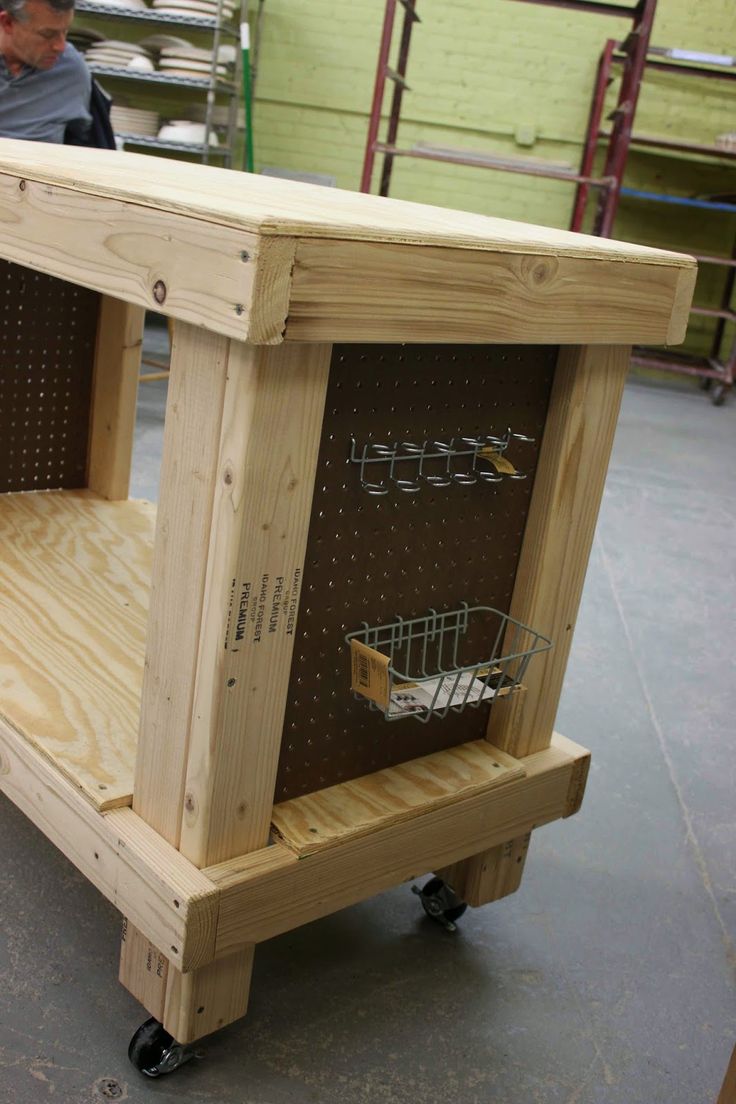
[360,0,658,236]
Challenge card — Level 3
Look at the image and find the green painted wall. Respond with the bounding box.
[253,0,735,355]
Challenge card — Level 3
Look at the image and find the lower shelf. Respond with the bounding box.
[0,699,590,1005]
[271,739,525,856]
[0,489,154,809]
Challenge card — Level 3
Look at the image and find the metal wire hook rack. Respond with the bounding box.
[349,429,534,495]
[346,603,552,723]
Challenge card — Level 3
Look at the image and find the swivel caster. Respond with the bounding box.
[710,382,728,406]
[128,1017,195,1078]
[412,876,467,932]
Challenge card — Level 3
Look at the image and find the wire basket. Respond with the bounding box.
[345,604,552,723]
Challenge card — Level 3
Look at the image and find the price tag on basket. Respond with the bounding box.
[350,638,391,709]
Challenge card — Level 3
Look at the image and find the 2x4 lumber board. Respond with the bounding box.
[126,338,330,1036]
[718,1043,736,1104]
[0,144,694,345]
[119,922,168,1022]
[487,344,631,758]
[133,335,331,863]
[286,239,695,346]
[206,733,590,953]
[120,928,255,1044]
[88,296,145,501]
[271,740,525,857]
[178,339,332,866]
[0,490,152,808]
[132,323,231,846]
[163,948,254,1044]
[0,173,291,344]
[0,716,218,972]
[436,832,532,907]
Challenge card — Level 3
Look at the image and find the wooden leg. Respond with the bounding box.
[718,1043,736,1104]
[120,924,254,1044]
[436,833,532,907]
[119,922,168,1022]
[122,330,332,1042]
[163,949,254,1044]
[87,296,145,500]
[487,344,631,758]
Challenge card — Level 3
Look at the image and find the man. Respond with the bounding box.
[0,0,91,143]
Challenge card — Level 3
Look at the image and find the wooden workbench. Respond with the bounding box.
[0,140,696,1065]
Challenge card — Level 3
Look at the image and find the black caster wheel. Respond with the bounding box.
[710,383,728,406]
[128,1017,194,1078]
[412,876,467,932]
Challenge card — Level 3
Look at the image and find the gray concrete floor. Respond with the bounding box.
[1,326,735,1103]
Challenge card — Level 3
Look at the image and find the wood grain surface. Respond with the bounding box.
[0,490,153,807]
[0,141,694,265]
[207,733,589,951]
[271,740,525,856]
[0,142,695,347]
[0,714,217,972]
[286,238,691,346]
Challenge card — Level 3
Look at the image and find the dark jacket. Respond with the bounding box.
[65,79,116,150]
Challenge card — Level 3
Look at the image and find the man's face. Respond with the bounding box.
[0,0,73,70]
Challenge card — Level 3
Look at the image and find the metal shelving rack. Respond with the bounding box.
[360,0,735,401]
[359,0,657,227]
[572,37,736,402]
[75,0,250,166]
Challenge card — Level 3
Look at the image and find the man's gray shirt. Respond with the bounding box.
[0,43,91,143]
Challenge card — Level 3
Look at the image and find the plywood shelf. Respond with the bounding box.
[0,490,154,810]
[271,740,526,857]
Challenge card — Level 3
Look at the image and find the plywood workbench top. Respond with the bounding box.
[0,140,692,260]
[0,140,696,345]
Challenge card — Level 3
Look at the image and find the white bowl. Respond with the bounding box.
[157,122,219,146]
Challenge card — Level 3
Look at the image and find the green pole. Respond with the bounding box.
[241,20,254,172]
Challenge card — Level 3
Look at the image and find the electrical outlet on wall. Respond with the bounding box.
[514,124,537,147]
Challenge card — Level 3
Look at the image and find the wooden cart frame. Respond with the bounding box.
[0,142,696,1055]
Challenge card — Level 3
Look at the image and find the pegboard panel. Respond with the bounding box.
[276,343,557,801]
[0,259,99,493]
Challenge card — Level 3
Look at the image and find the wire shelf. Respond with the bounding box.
[346,604,552,723]
[349,428,534,494]
[115,132,230,155]
[75,0,237,32]
[88,63,235,91]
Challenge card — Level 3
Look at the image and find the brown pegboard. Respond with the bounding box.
[0,259,98,493]
[276,343,557,801]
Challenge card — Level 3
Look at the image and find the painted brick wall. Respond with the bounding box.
[254,0,734,203]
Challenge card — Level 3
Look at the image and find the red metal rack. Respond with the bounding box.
[360,0,657,226]
[572,39,736,402]
[360,0,735,402]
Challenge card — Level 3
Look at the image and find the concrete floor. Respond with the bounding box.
[1,330,735,1103]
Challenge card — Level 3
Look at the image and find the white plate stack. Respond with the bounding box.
[86,39,155,71]
[151,0,237,22]
[110,105,161,137]
[158,43,228,78]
